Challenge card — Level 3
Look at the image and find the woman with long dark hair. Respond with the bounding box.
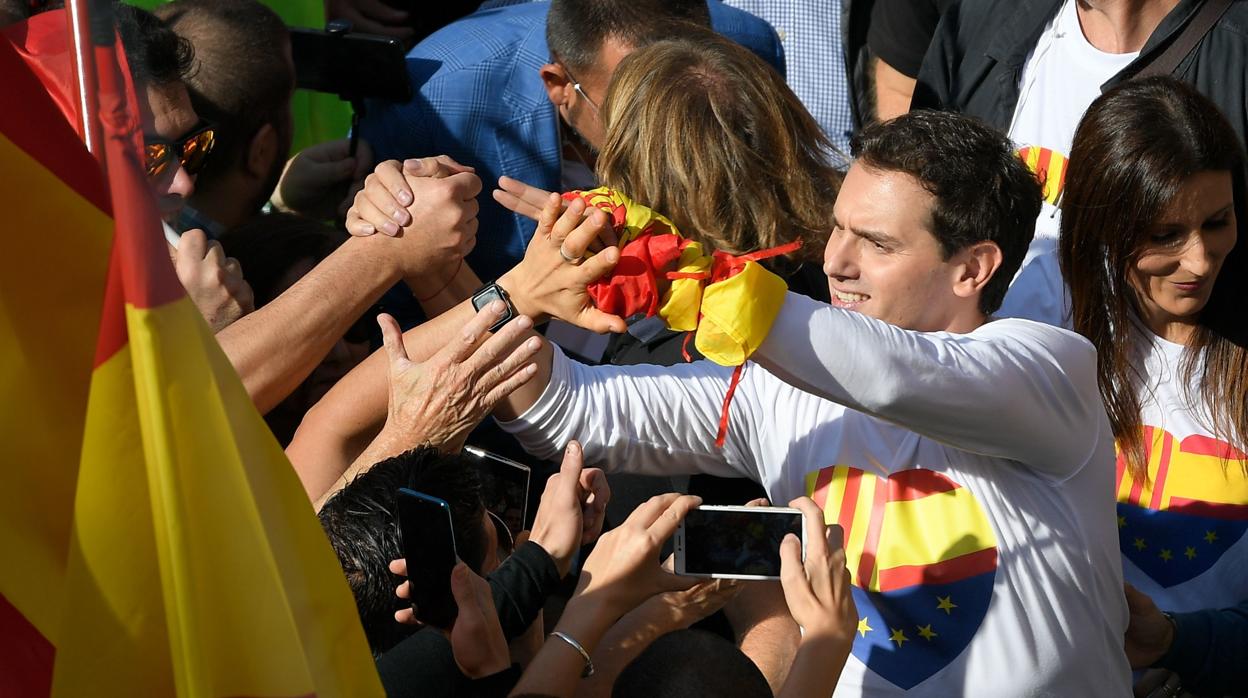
[1060,76,1248,693]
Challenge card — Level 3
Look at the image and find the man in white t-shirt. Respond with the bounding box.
[489,110,1131,695]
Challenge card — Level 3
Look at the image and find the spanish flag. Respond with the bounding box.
[0,10,381,697]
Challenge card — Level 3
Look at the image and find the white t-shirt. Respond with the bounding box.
[1116,334,1248,614]
[999,0,1138,327]
[501,293,1131,696]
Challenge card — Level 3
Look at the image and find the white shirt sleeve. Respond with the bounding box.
[753,292,1104,478]
[496,345,760,481]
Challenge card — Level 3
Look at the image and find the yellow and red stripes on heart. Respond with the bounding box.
[806,466,998,592]
[1116,427,1248,518]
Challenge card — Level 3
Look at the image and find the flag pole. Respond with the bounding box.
[63,0,104,156]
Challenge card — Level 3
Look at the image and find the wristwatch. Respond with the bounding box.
[471,281,517,333]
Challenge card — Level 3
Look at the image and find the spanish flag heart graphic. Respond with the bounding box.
[1116,427,1248,587]
[1017,145,1069,206]
[806,467,998,690]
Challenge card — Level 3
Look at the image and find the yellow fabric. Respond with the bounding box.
[0,132,113,644]
[575,186,791,367]
[658,242,709,332]
[694,261,789,367]
[51,297,383,697]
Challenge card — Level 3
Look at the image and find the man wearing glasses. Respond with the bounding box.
[358,0,785,285]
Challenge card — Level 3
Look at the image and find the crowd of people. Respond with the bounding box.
[6,0,1248,695]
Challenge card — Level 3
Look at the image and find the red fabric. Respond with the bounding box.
[586,232,687,318]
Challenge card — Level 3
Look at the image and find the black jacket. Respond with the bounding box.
[913,0,1248,144]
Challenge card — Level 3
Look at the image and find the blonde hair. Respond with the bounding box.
[597,31,842,263]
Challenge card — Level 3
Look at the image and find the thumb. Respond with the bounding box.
[378,313,410,367]
[558,441,585,494]
[403,158,428,176]
[1123,583,1152,613]
[449,563,478,611]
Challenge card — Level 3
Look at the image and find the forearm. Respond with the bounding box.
[218,236,401,414]
[778,636,850,698]
[872,56,916,121]
[410,259,482,319]
[578,600,686,698]
[510,598,618,698]
[752,292,1101,473]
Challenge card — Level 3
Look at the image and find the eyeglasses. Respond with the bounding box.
[144,123,215,178]
[560,63,600,114]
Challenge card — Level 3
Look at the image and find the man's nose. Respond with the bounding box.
[166,163,195,200]
[823,231,859,279]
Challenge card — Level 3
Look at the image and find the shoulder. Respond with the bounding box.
[408,3,548,78]
[974,318,1098,377]
[707,1,783,64]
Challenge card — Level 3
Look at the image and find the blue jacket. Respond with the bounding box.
[359,1,783,281]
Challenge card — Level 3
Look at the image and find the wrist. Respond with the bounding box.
[497,270,543,322]
[345,234,405,287]
[526,537,573,579]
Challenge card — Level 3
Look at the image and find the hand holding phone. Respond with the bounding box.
[397,488,459,629]
[780,497,856,647]
[674,505,805,581]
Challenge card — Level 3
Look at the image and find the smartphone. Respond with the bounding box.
[396,488,458,628]
[463,445,531,540]
[674,505,805,581]
[289,25,412,103]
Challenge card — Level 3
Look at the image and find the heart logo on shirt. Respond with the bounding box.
[1116,427,1248,587]
[806,467,998,690]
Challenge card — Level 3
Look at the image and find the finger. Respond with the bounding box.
[345,208,377,236]
[222,256,243,278]
[779,532,816,609]
[389,558,408,576]
[352,188,400,236]
[499,175,553,210]
[373,160,415,209]
[405,154,475,176]
[532,192,564,239]
[179,228,208,261]
[657,569,701,592]
[395,580,410,600]
[448,563,481,613]
[447,170,484,199]
[789,496,830,562]
[744,498,770,507]
[481,363,539,409]
[644,494,703,545]
[395,607,418,624]
[378,313,411,367]
[626,492,686,531]
[204,240,227,266]
[470,326,541,389]
[557,440,585,497]
[492,187,544,221]
[446,300,517,364]
[561,208,608,259]
[550,197,588,245]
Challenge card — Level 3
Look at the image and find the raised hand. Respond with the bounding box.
[493,176,617,250]
[374,304,540,453]
[527,441,611,577]
[498,195,627,334]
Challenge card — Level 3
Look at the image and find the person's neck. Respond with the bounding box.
[1075,0,1181,53]
[946,310,991,335]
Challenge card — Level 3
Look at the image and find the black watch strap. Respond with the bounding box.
[471,282,517,333]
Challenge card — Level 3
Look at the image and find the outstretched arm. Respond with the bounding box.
[751,292,1104,477]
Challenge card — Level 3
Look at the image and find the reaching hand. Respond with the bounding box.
[274,138,373,220]
[173,229,254,332]
[493,176,616,251]
[573,493,702,618]
[527,441,611,577]
[780,497,856,653]
[637,573,742,631]
[1124,583,1175,669]
[374,304,540,453]
[325,0,415,41]
[497,195,626,333]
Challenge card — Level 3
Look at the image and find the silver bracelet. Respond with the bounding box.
[550,631,595,678]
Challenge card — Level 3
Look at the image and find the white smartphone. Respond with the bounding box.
[674,505,805,581]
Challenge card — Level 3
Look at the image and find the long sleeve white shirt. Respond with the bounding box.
[501,292,1130,696]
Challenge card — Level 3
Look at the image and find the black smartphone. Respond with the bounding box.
[674,505,805,580]
[396,488,458,628]
[463,445,531,542]
[289,25,412,103]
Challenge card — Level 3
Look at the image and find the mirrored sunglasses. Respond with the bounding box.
[144,123,215,178]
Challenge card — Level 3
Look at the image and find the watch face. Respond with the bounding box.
[474,286,504,309]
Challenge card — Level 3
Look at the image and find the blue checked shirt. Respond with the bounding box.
[723,0,853,160]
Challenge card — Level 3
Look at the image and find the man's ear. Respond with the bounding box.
[539,63,572,108]
[951,241,1003,301]
[245,122,278,180]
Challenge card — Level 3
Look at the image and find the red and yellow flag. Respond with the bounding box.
[0,11,381,697]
